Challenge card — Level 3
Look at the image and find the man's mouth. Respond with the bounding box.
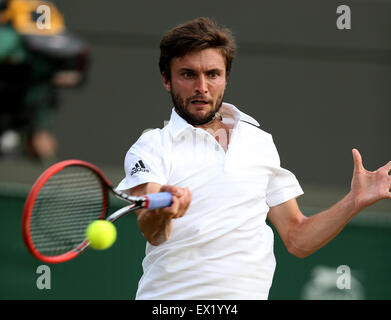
[190,99,209,105]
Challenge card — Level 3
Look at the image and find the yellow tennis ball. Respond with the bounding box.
[86,220,117,250]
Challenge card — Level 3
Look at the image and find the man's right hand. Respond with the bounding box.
[130,183,192,245]
[158,184,192,219]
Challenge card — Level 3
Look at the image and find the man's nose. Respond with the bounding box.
[195,75,208,94]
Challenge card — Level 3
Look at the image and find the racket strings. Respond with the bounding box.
[30,166,107,257]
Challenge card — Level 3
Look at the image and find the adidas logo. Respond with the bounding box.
[130,160,150,176]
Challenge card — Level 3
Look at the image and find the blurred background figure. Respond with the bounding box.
[0,0,89,162]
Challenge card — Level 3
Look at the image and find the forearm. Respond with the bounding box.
[136,209,173,246]
[271,149,390,258]
[130,183,190,246]
[130,182,173,246]
[290,192,360,258]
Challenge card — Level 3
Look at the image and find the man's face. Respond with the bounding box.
[162,48,227,125]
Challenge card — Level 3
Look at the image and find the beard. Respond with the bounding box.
[170,90,224,126]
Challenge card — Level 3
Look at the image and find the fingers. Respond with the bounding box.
[159,185,192,219]
[376,159,391,179]
[376,159,391,199]
[160,185,183,197]
[176,187,192,218]
[352,148,365,172]
[385,160,391,173]
[387,161,391,196]
[168,195,180,214]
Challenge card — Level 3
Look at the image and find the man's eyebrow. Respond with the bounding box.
[177,67,223,73]
[178,68,195,73]
[206,68,223,73]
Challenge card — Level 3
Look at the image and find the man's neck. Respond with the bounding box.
[194,112,223,131]
[195,114,230,152]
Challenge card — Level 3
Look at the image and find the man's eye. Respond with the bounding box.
[208,71,219,79]
[182,72,194,79]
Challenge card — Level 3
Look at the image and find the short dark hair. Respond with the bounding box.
[159,17,236,81]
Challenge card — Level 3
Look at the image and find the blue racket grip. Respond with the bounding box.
[146,192,173,210]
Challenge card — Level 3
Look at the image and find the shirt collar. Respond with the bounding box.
[169,102,260,138]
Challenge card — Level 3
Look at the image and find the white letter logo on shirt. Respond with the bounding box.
[130,160,150,176]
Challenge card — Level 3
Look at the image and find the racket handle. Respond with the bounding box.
[146,192,173,209]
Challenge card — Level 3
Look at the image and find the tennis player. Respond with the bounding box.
[117,17,391,300]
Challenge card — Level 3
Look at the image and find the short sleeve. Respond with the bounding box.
[265,137,304,207]
[116,129,169,191]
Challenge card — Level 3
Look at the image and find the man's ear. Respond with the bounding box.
[162,73,171,92]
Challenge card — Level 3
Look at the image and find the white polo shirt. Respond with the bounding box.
[117,102,303,300]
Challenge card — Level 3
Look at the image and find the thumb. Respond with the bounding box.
[160,185,183,197]
[352,148,364,172]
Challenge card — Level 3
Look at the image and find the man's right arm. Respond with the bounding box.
[130,183,191,246]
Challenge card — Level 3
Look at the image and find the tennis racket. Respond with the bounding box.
[22,159,172,263]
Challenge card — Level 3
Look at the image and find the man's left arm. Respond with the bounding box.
[267,148,391,258]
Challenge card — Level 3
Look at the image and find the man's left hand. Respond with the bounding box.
[350,148,391,211]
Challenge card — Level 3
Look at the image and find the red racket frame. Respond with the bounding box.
[22,160,110,263]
